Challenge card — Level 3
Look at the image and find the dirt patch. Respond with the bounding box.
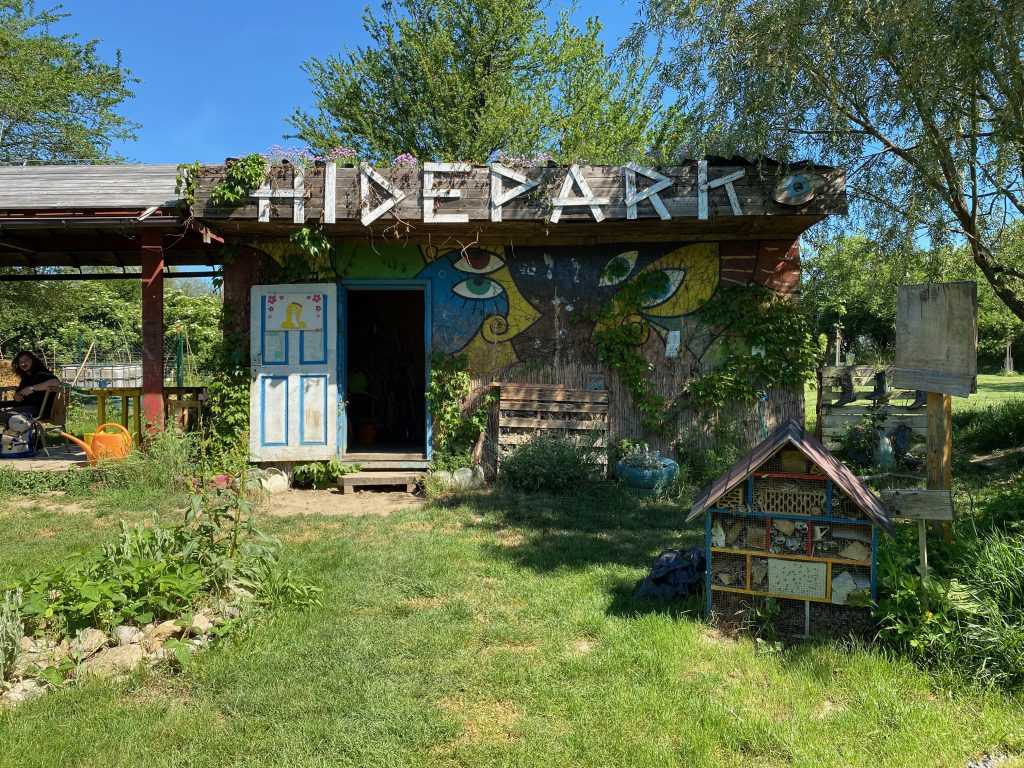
[438,696,521,745]
[1,494,92,515]
[569,636,598,654]
[261,488,427,518]
[969,446,1024,471]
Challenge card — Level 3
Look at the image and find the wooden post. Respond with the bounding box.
[926,392,952,540]
[141,230,165,432]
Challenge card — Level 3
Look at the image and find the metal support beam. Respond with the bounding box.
[141,229,165,432]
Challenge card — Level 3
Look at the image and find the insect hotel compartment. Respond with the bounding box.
[751,476,827,517]
[810,522,873,562]
[710,512,768,552]
[710,552,747,589]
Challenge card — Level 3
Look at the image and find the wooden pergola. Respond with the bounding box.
[0,165,221,426]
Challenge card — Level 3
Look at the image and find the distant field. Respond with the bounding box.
[804,372,1024,430]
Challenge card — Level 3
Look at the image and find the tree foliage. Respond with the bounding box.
[632,0,1024,322]
[0,275,222,379]
[802,233,1024,367]
[0,0,137,163]
[289,0,668,164]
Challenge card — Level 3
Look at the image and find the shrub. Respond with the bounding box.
[499,434,602,494]
[291,459,360,489]
[952,397,1024,454]
[874,505,1024,691]
[10,487,318,637]
[674,418,746,488]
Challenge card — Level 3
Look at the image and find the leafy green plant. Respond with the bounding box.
[209,154,267,206]
[292,459,361,490]
[9,486,299,638]
[499,433,602,494]
[674,418,746,488]
[590,271,670,433]
[175,160,201,210]
[683,285,825,411]
[1,589,22,682]
[425,353,492,466]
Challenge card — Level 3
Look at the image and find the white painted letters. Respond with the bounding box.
[422,162,471,224]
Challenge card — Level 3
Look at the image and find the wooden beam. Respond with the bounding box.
[141,229,165,431]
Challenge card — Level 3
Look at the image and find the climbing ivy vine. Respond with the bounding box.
[682,284,826,410]
[210,154,267,207]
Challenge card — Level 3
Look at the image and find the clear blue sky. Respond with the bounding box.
[54,0,642,164]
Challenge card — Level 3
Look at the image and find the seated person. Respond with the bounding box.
[0,351,61,428]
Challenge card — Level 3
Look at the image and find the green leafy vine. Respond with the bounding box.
[210,154,268,207]
[682,284,825,410]
[425,352,492,468]
[590,269,671,433]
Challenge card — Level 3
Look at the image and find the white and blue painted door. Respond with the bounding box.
[249,283,338,461]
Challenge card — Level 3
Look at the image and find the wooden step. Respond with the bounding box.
[338,470,425,494]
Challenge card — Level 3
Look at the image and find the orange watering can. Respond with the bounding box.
[61,423,133,465]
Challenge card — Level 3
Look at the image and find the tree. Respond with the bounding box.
[631,0,1024,323]
[289,0,668,164]
[802,233,1023,368]
[0,1,137,163]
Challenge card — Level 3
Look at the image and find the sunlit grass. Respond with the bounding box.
[1,485,1021,767]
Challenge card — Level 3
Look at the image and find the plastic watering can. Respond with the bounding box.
[61,423,132,465]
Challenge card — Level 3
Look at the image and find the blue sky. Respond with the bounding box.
[54,0,642,164]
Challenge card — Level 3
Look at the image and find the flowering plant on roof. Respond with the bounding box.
[391,152,418,167]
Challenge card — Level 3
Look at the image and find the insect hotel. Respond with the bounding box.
[688,419,895,636]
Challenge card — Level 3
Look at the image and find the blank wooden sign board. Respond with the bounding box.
[894,282,978,397]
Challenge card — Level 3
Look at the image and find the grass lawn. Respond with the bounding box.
[2,483,1022,767]
[805,371,1024,430]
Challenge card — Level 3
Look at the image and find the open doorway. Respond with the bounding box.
[344,288,426,457]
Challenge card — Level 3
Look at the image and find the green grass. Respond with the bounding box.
[2,485,1022,767]
[805,371,1024,432]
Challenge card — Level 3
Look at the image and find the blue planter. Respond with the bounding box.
[616,457,679,494]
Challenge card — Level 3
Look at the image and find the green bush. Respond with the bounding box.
[292,459,360,489]
[674,418,746,488]
[498,434,602,494]
[952,397,1024,453]
[874,481,1024,691]
[10,487,318,637]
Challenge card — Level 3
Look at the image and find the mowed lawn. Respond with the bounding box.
[805,371,1024,431]
[1,485,1022,768]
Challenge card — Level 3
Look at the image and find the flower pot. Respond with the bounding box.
[615,457,679,495]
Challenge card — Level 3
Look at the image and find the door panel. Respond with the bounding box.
[250,284,337,461]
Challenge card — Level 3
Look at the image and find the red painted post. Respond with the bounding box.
[141,229,165,431]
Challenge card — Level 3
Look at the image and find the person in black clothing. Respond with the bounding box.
[0,351,61,427]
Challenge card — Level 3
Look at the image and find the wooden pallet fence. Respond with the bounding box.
[817,366,927,449]
[496,383,609,473]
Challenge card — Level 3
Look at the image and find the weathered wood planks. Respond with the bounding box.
[192,162,847,227]
[496,383,610,473]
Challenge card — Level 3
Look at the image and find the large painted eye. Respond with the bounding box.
[641,269,686,308]
[452,248,504,275]
[773,172,820,205]
[598,251,638,286]
[453,277,505,300]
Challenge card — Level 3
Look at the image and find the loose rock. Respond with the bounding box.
[81,645,145,677]
[1,679,45,708]
[142,620,183,653]
[453,467,474,490]
[114,625,142,646]
[189,613,213,636]
[69,628,107,659]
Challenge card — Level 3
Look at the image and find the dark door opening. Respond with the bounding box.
[345,289,426,455]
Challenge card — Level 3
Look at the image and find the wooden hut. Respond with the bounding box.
[186,158,847,473]
[687,418,895,637]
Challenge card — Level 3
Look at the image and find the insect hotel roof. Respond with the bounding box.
[687,419,895,536]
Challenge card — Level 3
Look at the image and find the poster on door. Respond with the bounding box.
[264,293,324,331]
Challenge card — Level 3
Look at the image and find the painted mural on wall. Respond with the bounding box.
[248,238,792,375]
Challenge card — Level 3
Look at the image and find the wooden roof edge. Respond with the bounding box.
[686,418,895,536]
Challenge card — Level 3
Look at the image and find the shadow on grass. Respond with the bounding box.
[604,576,706,619]
[432,481,705,574]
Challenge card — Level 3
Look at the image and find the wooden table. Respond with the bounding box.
[85,386,207,439]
